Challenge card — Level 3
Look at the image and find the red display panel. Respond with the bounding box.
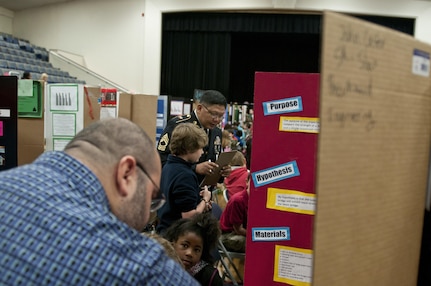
[244,72,319,285]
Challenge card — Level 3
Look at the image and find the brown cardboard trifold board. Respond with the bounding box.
[17,117,44,165]
[17,81,44,166]
[83,86,101,128]
[245,10,431,286]
[25,85,158,156]
[85,88,158,141]
[18,84,157,165]
[18,84,101,165]
[44,84,101,152]
[45,86,158,150]
[313,11,431,286]
[118,93,158,144]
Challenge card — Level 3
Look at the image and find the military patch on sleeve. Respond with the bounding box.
[157,133,169,151]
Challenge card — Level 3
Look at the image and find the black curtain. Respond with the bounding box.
[161,12,414,103]
[161,13,321,103]
[229,32,320,103]
[160,31,231,99]
[162,12,321,33]
[353,14,415,35]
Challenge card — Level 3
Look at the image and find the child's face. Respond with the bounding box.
[172,231,203,269]
[185,148,204,163]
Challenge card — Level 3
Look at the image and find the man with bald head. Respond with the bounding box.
[0,118,198,285]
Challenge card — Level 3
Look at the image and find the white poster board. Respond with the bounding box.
[45,84,84,151]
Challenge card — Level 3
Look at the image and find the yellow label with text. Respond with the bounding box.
[267,188,316,215]
[274,245,313,286]
[279,116,319,133]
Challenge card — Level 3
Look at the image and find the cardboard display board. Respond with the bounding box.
[245,73,320,286]
[244,11,431,286]
[17,81,45,165]
[17,117,44,165]
[18,80,43,118]
[118,93,158,144]
[44,84,86,151]
[16,85,157,163]
[156,95,169,144]
[314,11,431,286]
[83,86,102,128]
[17,85,101,165]
[0,76,18,170]
[45,87,158,151]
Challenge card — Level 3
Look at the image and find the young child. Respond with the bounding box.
[164,213,223,286]
[156,123,213,234]
[224,150,249,199]
[221,129,232,152]
[220,173,250,253]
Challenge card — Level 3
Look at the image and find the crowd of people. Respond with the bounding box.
[0,89,252,285]
[20,70,49,82]
[155,89,251,284]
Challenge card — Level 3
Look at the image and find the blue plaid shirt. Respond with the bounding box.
[0,151,198,286]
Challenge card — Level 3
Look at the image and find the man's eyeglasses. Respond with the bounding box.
[201,104,225,120]
[136,162,165,212]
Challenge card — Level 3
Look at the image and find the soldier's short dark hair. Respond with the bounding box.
[200,90,227,107]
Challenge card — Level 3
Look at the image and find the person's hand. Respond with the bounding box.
[195,161,219,176]
[200,186,212,202]
[220,164,232,178]
[200,186,212,212]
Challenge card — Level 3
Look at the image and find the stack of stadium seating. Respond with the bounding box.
[0,33,85,84]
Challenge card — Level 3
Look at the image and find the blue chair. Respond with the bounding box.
[16,62,25,70]
[2,53,13,61]
[6,61,17,69]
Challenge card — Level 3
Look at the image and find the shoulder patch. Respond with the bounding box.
[176,114,192,123]
[157,133,169,151]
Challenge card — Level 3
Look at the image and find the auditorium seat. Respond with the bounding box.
[0,33,85,84]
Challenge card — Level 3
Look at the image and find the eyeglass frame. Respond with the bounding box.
[201,104,225,120]
[136,161,166,212]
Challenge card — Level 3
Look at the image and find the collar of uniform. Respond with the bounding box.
[193,109,202,127]
[193,110,208,134]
